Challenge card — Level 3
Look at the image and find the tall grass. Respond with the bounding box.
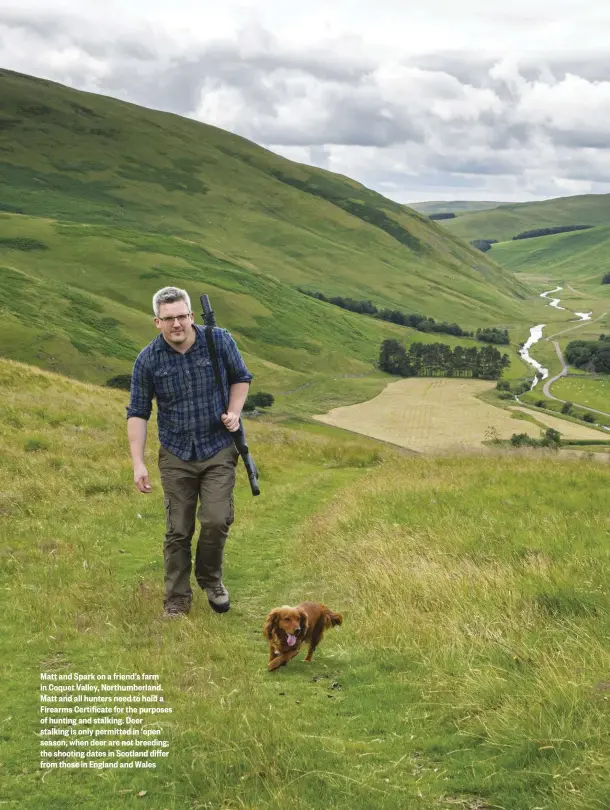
[1,359,609,809]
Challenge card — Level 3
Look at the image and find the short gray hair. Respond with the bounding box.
[152,286,192,317]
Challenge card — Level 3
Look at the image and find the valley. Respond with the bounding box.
[1,65,609,810]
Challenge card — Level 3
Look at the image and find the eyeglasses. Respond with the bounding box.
[157,313,191,324]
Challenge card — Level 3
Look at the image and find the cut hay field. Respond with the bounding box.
[510,406,608,437]
[314,378,606,452]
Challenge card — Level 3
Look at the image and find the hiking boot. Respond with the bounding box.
[162,598,191,619]
[205,583,230,614]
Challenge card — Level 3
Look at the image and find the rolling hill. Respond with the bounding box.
[431,194,610,327]
[490,223,610,287]
[3,356,610,810]
[409,200,505,215]
[486,217,610,419]
[436,194,610,244]
[0,68,534,399]
[3,66,609,810]
[488,225,610,353]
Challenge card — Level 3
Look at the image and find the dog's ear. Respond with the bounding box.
[298,609,309,636]
[263,609,280,640]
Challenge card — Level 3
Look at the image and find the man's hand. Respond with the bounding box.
[134,463,152,493]
[221,411,240,432]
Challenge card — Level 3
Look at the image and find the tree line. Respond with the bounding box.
[565,335,610,373]
[475,327,509,345]
[0,236,48,251]
[470,239,498,252]
[470,226,595,253]
[510,428,562,449]
[301,288,470,336]
[512,225,593,241]
[300,288,471,336]
[379,339,510,380]
[301,289,510,344]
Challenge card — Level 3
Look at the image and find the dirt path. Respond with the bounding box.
[542,341,568,400]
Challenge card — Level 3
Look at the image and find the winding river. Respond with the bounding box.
[518,286,592,388]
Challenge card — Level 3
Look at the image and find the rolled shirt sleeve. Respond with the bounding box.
[126,351,154,420]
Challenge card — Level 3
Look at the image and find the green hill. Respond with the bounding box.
[489,224,610,417]
[409,200,506,215]
[490,224,610,288]
[438,194,610,244]
[0,68,533,400]
[3,358,610,810]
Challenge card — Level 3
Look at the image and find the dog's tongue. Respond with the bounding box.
[286,634,297,647]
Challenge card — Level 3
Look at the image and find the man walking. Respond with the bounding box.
[127,286,253,618]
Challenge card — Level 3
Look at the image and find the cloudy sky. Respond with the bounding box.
[2,0,610,203]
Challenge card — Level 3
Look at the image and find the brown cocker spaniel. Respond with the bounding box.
[263,601,343,671]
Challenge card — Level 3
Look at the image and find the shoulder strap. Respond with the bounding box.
[204,326,229,412]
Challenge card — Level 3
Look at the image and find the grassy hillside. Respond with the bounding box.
[438,194,610,243]
[409,201,505,215]
[490,228,610,361]
[484,233,610,418]
[0,68,536,400]
[490,224,610,288]
[2,358,610,810]
[448,203,610,416]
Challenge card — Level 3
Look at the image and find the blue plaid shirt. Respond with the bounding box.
[126,325,253,461]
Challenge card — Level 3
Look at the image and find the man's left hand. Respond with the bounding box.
[221,411,240,432]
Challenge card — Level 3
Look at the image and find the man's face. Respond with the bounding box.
[155,300,194,347]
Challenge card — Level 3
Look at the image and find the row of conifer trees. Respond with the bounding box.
[379,339,510,379]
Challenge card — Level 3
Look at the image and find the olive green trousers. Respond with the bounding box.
[158,443,238,606]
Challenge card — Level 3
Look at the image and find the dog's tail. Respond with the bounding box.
[325,610,343,628]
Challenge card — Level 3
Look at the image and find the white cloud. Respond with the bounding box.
[1,1,610,201]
